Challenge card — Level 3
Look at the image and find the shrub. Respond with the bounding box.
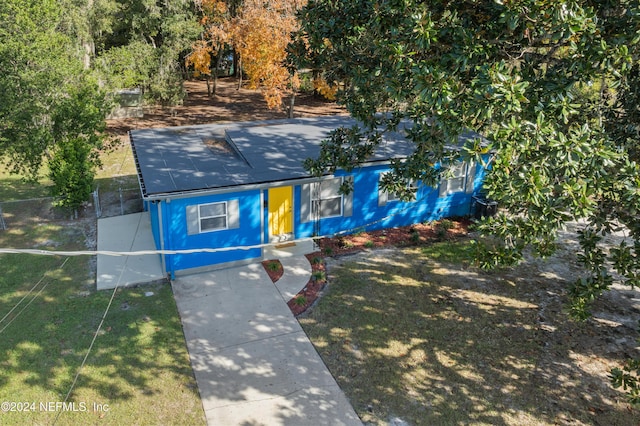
[311,270,326,282]
[266,261,282,272]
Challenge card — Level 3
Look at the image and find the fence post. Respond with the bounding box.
[0,204,6,230]
[119,187,124,215]
[93,188,102,218]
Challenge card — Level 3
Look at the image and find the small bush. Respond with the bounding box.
[312,270,326,282]
[266,261,282,272]
[435,219,454,241]
[439,219,454,230]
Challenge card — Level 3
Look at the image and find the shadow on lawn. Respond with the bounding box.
[0,216,203,423]
[299,243,640,425]
[0,267,196,396]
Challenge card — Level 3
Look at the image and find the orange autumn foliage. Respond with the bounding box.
[186,0,231,78]
[231,0,306,110]
[189,0,306,110]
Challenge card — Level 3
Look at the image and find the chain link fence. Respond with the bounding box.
[0,197,71,231]
[92,186,143,218]
[0,187,142,231]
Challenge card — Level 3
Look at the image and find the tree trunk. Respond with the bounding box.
[81,38,94,70]
[232,48,240,77]
[212,53,222,97]
[82,0,95,69]
[287,91,296,118]
[236,57,243,90]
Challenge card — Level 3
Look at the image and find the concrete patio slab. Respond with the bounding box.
[96,212,165,290]
[172,261,361,425]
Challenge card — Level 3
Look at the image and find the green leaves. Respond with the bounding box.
[304,125,379,176]
[49,138,96,211]
[0,0,111,207]
[610,356,640,405]
[293,0,640,327]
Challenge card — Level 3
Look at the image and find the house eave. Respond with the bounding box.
[140,158,395,202]
[129,130,148,199]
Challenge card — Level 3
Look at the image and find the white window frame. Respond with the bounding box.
[311,178,343,219]
[198,201,228,233]
[439,161,475,196]
[446,162,467,193]
[378,172,417,206]
[386,180,418,202]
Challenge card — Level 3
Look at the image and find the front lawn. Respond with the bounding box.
[0,175,205,425]
[300,240,640,425]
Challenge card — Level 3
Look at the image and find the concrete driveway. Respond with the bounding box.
[172,262,361,425]
[96,212,165,290]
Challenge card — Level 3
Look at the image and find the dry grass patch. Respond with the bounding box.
[299,242,640,425]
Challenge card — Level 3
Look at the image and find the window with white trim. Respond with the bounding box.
[186,199,240,235]
[199,202,228,232]
[438,161,476,196]
[311,178,343,219]
[300,177,353,223]
[378,173,418,206]
[386,181,418,203]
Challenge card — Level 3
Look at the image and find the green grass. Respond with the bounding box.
[95,137,139,191]
[301,242,640,425]
[0,262,204,425]
[0,159,205,424]
[420,239,476,264]
[0,174,52,201]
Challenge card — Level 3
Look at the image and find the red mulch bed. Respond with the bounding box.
[263,218,471,316]
[316,217,470,257]
[261,259,284,283]
[287,253,327,316]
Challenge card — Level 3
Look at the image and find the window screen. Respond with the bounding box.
[199,202,227,232]
[311,178,343,218]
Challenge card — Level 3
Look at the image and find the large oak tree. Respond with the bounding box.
[292,0,640,401]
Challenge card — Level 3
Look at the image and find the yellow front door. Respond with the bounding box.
[268,186,293,237]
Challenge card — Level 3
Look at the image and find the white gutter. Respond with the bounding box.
[157,201,166,274]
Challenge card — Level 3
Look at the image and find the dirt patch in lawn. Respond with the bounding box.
[299,223,640,425]
[106,77,346,140]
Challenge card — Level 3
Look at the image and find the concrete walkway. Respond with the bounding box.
[264,239,316,301]
[96,213,165,290]
[172,240,361,425]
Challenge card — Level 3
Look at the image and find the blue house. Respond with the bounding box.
[130,116,489,277]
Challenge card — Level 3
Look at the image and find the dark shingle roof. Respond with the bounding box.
[130,116,418,198]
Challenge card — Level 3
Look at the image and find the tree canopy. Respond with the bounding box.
[0,0,111,209]
[1,0,202,208]
[189,0,306,112]
[293,0,640,402]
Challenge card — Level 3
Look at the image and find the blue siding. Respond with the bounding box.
[148,158,488,274]
[156,190,263,274]
[148,202,162,249]
[294,160,487,238]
